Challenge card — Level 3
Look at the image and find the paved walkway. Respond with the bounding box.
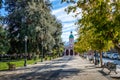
[0,56,120,80]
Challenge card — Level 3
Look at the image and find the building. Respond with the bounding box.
[64,31,74,56]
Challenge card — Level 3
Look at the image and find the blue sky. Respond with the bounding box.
[0,0,80,42]
[50,0,80,42]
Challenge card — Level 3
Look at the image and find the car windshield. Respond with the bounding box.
[114,54,118,55]
[107,52,111,54]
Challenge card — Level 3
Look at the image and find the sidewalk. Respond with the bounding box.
[59,56,120,80]
[57,56,108,80]
[0,56,120,80]
[0,59,59,76]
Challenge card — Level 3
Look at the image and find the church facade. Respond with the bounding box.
[64,32,74,56]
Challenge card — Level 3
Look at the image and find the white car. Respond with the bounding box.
[117,54,120,60]
[110,53,119,59]
[103,52,111,58]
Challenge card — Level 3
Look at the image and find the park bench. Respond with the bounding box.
[102,62,117,74]
[7,62,16,70]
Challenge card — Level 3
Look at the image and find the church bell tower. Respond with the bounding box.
[69,31,74,55]
[69,31,74,48]
[64,31,74,56]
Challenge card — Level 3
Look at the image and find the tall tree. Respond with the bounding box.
[4,0,63,59]
[0,25,10,54]
[0,0,10,54]
[62,0,120,66]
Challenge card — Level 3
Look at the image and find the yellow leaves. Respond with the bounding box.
[114,31,119,38]
[65,0,120,53]
[74,30,93,52]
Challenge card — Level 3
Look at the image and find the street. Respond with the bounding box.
[0,56,120,80]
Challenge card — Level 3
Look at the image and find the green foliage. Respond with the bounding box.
[63,0,120,66]
[0,59,39,70]
[63,0,120,53]
[0,26,10,54]
[3,0,63,58]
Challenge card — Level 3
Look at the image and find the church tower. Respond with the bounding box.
[69,31,74,48]
[69,31,74,55]
[64,31,74,56]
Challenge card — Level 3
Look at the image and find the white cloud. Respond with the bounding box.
[62,26,76,32]
[51,2,81,42]
[58,15,76,22]
[62,22,75,29]
[61,31,78,42]
[51,6,66,15]
[52,6,77,23]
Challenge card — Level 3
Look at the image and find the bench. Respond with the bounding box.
[102,62,117,74]
[7,62,16,70]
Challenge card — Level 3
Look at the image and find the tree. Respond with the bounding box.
[62,0,120,66]
[0,25,10,54]
[27,0,63,58]
[0,0,9,54]
[4,0,63,59]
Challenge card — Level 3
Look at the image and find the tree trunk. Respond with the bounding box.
[100,51,103,67]
[112,40,120,54]
[114,44,120,54]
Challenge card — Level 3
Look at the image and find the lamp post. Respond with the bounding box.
[56,45,59,57]
[41,40,43,62]
[41,29,44,62]
[24,36,28,66]
[41,28,46,62]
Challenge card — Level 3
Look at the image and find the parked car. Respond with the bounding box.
[109,53,119,59]
[117,54,120,60]
[103,52,112,58]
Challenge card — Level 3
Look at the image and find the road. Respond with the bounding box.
[0,56,120,80]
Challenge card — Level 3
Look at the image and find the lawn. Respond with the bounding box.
[0,59,39,71]
[0,56,54,71]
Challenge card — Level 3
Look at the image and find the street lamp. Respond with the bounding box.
[41,29,44,62]
[41,40,43,62]
[24,36,28,66]
[41,28,46,62]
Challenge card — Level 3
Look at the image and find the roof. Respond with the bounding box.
[69,31,74,38]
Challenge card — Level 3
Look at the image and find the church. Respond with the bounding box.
[64,31,74,56]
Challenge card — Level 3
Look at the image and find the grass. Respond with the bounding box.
[0,62,8,70]
[0,59,39,71]
[0,56,55,71]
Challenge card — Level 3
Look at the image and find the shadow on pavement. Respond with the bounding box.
[0,56,82,80]
[85,65,96,69]
[98,70,109,76]
[0,68,82,80]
